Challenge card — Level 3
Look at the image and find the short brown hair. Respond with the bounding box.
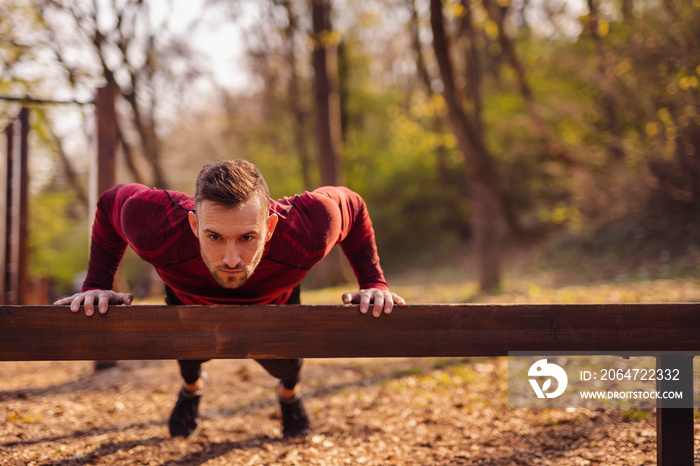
[194,160,270,210]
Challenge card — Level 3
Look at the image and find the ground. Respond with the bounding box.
[1,355,685,466]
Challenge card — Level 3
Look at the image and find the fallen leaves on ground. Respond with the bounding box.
[0,357,682,465]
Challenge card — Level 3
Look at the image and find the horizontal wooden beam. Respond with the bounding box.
[2,303,700,361]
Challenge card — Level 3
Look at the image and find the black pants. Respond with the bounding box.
[165,286,303,390]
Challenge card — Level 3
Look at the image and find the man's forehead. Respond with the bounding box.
[196,198,268,225]
[196,194,268,212]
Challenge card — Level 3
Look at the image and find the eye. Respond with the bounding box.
[240,235,254,242]
[208,234,221,242]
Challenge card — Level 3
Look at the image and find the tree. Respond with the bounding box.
[585,0,700,215]
[280,0,314,190]
[0,0,212,298]
[33,0,209,189]
[482,0,578,167]
[245,0,315,190]
[429,0,506,292]
[311,0,342,186]
[407,0,467,236]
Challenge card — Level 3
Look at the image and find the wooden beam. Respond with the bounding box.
[2,303,697,465]
[2,303,700,361]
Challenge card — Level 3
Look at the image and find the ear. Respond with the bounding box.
[265,213,279,242]
[188,211,199,238]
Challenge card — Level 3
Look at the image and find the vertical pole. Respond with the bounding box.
[91,83,118,224]
[3,108,30,305]
[13,108,30,305]
[92,84,119,370]
[656,355,694,465]
[1,121,14,305]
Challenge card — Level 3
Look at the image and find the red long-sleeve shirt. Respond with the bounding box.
[82,184,389,305]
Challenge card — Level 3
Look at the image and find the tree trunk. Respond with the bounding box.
[408,0,463,232]
[585,0,625,161]
[430,0,504,292]
[282,0,313,190]
[459,0,483,134]
[309,0,351,287]
[311,0,342,186]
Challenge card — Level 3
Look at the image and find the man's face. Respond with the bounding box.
[188,197,278,289]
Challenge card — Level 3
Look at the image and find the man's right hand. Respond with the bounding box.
[53,290,133,316]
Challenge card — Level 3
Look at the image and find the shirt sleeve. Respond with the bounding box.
[82,184,145,291]
[313,186,389,291]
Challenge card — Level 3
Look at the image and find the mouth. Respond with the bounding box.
[219,268,244,276]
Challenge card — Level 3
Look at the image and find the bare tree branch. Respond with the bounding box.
[483,0,579,166]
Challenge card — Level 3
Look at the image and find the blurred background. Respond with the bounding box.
[1,0,699,304]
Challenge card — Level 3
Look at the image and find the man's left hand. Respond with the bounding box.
[342,288,406,317]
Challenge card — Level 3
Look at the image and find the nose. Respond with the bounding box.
[222,241,242,268]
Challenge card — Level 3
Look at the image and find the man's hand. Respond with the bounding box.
[341,288,406,317]
[53,290,133,316]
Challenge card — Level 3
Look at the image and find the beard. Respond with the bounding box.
[200,245,265,289]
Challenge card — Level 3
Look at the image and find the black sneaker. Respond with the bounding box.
[168,374,207,438]
[280,396,311,439]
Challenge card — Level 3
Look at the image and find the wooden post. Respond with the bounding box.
[90,83,118,223]
[656,355,694,465]
[1,108,30,305]
[14,108,30,305]
[91,84,119,369]
[1,120,14,305]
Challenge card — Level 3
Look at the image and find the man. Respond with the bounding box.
[55,159,405,439]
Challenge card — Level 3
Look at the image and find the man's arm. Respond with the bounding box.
[313,186,405,317]
[54,184,144,316]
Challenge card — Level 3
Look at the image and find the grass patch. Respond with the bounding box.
[622,409,651,422]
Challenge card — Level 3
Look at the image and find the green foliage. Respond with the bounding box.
[343,89,471,261]
[29,191,88,295]
[244,138,309,200]
[230,0,700,263]
[234,32,472,263]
